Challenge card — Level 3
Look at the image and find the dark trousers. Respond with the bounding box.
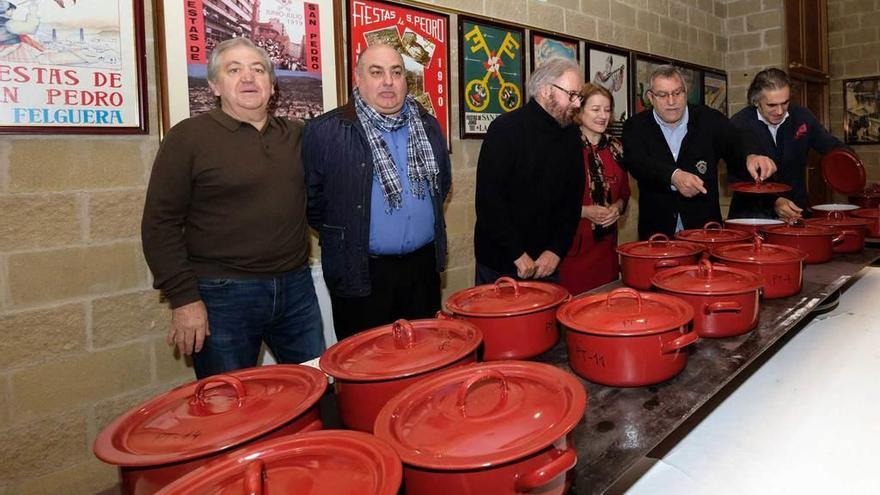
[330,243,441,341]
[193,264,324,379]
[475,261,560,285]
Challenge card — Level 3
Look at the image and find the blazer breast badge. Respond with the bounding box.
[695,160,708,175]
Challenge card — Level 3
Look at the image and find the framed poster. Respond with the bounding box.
[633,55,667,114]
[679,65,703,106]
[587,44,630,137]
[844,77,880,145]
[459,16,524,138]
[704,70,728,116]
[529,30,579,71]
[347,0,450,143]
[0,0,147,134]
[156,0,339,132]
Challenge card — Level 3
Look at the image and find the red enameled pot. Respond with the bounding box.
[851,207,880,238]
[374,361,587,495]
[617,234,704,290]
[320,318,481,433]
[724,218,785,236]
[760,220,858,264]
[652,259,763,338]
[155,430,403,495]
[557,288,698,387]
[675,221,753,251]
[442,277,570,360]
[93,365,327,495]
[806,211,872,253]
[711,236,806,299]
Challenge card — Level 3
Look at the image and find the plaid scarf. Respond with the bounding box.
[583,133,623,240]
[353,88,439,210]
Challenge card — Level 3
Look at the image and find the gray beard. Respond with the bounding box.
[545,97,574,127]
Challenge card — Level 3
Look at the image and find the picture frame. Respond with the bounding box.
[703,70,728,116]
[347,0,450,144]
[155,0,339,134]
[529,30,580,72]
[632,54,668,114]
[586,44,631,137]
[843,76,880,145]
[679,65,703,106]
[459,16,525,139]
[0,0,148,134]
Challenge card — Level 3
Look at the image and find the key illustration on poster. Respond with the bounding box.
[347,0,450,142]
[460,17,524,138]
[183,0,325,120]
[0,0,146,132]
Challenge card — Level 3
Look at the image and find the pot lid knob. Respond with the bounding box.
[457,369,509,418]
[244,459,265,495]
[698,258,715,278]
[752,234,764,251]
[648,233,670,246]
[606,287,643,313]
[493,276,521,298]
[190,374,247,408]
[702,221,723,231]
[391,319,417,349]
[787,218,806,228]
[829,210,846,221]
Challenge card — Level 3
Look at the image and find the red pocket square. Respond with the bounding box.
[795,123,808,139]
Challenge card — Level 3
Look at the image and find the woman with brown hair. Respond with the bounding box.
[559,83,631,294]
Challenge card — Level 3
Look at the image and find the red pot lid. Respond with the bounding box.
[852,208,880,219]
[617,233,704,258]
[675,221,752,243]
[806,214,872,228]
[821,149,866,195]
[651,259,763,295]
[320,318,482,381]
[93,365,327,467]
[556,288,693,336]
[444,277,570,317]
[712,236,808,264]
[156,430,402,495]
[729,181,792,194]
[760,220,837,237]
[373,361,586,470]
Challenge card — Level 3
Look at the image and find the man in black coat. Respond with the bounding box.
[728,68,847,220]
[474,57,586,283]
[623,65,776,239]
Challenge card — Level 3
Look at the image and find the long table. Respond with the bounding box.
[534,248,880,494]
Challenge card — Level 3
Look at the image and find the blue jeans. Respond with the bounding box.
[193,265,324,378]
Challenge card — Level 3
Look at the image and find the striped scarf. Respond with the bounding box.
[353,88,439,210]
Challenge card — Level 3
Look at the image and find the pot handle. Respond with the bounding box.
[606,288,643,313]
[513,447,577,493]
[435,310,454,320]
[703,221,723,231]
[832,229,860,246]
[190,374,247,406]
[648,233,670,246]
[244,459,265,495]
[661,329,699,353]
[457,370,508,418]
[392,319,417,349]
[654,259,681,270]
[494,276,521,298]
[704,301,742,314]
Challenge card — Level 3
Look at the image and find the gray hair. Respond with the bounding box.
[527,57,581,99]
[747,68,791,106]
[207,37,276,85]
[649,64,687,93]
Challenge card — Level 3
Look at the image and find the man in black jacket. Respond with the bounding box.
[728,68,847,220]
[474,57,586,283]
[623,65,775,239]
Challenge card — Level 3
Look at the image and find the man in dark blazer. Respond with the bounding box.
[623,65,776,239]
[728,68,847,220]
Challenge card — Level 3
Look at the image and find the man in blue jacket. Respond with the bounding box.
[303,44,451,340]
[728,68,847,220]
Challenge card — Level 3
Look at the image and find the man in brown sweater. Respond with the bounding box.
[141,38,323,378]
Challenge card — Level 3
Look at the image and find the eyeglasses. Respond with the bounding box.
[552,84,585,103]
[649,87,686,99]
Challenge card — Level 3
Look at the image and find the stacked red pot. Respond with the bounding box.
[320,318,482,432]
[675,221,752,251]
[617,234,704,290]
[711,236,807,299]
[93,365,327,495]
[374,361,586,495]
[760,220,858,263]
